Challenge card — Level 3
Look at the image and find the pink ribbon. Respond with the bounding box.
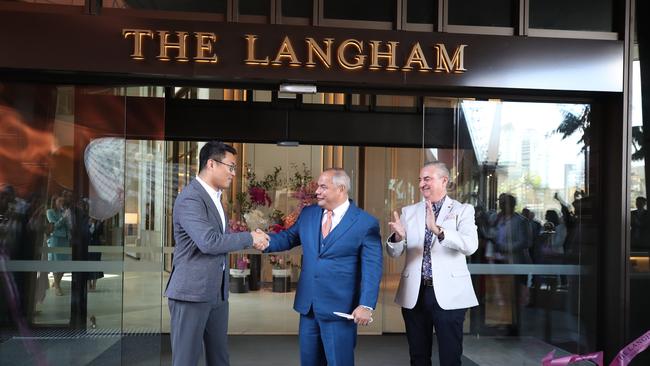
[542,330,650,366]
[542,350,603,366]
[609,330,650,366]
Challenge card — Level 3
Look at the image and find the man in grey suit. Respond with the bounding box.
[165,141,269,366]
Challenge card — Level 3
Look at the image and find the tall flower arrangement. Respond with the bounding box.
[234,163,317,233]
[235,164,284,231]
[231,163,317,277]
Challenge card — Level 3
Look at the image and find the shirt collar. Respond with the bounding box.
[327,199,350,218]
[196,176,222,199]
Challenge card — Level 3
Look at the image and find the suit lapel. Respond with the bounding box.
[192,179,224,233]
[321,200,360,254]
[416,201,426,246]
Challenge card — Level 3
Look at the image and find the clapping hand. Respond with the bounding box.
[388,211,405,241]
[425,201,441,235]
[251,229,270,251]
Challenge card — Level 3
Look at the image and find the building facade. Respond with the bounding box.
[0,0,648,365]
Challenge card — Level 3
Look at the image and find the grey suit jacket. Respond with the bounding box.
[165,178,252,303]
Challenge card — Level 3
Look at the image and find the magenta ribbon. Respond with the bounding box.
[542,350,603,366]
[542,329,650,366]
[609,330,650,366]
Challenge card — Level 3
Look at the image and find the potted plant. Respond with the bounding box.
[229,255,250,293]
[269,254,292,292]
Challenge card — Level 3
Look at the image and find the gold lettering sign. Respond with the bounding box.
[122,29,153,60]
[402,42,432,72]
[122,29,467,75]
[272,36,301,66]
[369,41,399,71]
[435,43,467,73]
[195,32,218,63]
[157,31,189,62]
[244,34,270,65]
[337,39,366,70]
[305,38,333,68]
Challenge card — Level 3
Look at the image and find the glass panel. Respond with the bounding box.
[324,0,394,22]
[407,0,437,24]
[103,0,227,13]
[123,139,165,333]
[283,0,312,18]
[629,13,650,365]
[239,0,269,16]
[430,99,598,356]
[448,0,515,27]
[0,82,139,362]
[529,0,613,32]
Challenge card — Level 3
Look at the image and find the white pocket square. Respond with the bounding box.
[444,213,457,220]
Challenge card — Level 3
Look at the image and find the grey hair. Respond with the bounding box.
[423,161,450,179]
[323,168,351,193]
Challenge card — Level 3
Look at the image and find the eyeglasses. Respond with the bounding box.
[211,159,236,173]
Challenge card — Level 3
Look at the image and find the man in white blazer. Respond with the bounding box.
[386,161,478,366]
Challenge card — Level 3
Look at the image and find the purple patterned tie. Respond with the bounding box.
[422,200,443,280]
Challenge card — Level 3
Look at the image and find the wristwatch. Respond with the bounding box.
[436,227,445,241]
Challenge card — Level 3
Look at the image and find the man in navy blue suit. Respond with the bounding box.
[267,168,383,366]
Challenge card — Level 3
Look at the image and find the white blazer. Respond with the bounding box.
[386,196,479,310]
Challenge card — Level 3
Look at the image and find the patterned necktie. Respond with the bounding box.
[322,210,333,238]
[422,201,442,280]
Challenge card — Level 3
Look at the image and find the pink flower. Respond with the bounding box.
[228,219,249,233]
[236,256,249,270]
[292,181,318,205]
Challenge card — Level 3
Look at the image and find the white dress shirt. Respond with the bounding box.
[321,199,350,232]
[196,176,226,232]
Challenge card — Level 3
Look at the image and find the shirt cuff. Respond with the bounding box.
[360,305,374,311]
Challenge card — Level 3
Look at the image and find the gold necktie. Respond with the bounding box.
[322,210,333,238]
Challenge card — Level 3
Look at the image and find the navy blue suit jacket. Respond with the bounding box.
[267,201,383,320]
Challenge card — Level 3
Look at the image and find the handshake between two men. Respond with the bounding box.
[250,228,270,251]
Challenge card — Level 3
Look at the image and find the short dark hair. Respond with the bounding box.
[199,141,237,172]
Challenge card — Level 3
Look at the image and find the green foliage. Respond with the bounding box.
[289,163,314,190]
[555,105,591,152]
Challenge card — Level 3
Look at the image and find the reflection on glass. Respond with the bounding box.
[416,99,596,354]
[0,84,608,363]
[629,23,650,364]
[0,83,171,364]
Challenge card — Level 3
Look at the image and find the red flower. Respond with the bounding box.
[249,186,271,206]
[269,223,285,233]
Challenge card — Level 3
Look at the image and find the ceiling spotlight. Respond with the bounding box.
[279,84,317,94]
[277,141,300,147]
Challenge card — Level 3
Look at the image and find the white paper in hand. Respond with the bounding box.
[333,312,373,323]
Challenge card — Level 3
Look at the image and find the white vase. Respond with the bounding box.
[230,268,250,277]
[272,268,291,277]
